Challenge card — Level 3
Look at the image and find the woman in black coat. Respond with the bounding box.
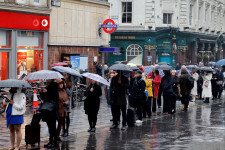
[84,80,102,132]
[171,70,179,114]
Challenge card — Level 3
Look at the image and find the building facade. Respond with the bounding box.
[49,0,110,73]
[0,0,50,80]
[108,0,225,66]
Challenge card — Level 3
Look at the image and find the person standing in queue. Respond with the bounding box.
[202,71,212,103]
[171,70,179,114]
[110,70,129,130]
[142,72,153,118]
[179,69,192,111]
[132,70,146,123]
[197,69,204,100]
[161,70,173,114]
[152,70,161,112]
[40,79,59,148]
[211,69,219,100]
[215,68,224,100]
[84,80,102,132]
[4,88,26,150]
[191,67,199,102]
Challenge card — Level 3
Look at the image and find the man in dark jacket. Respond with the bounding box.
[132,70,146,123]
[171,70,179,114]
[179,69,192,111]
[211,69,219,100]
[110,71,129,130]
[161,70,173,114]
[197,69,204,100]
[96,62,102,76]
[216,68,224,99]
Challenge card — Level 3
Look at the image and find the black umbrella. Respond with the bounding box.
[130,66,139,71]
[155,65,172,71]
[108,64,133,72]
[200,66,214,72]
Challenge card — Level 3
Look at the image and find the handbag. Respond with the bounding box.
[216,81,223,85]
[39,101,55,112]
[204,81,209,87]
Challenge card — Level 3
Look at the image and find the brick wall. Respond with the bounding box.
[48,46,102,73]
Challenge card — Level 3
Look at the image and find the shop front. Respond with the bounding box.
[0,11,49,80]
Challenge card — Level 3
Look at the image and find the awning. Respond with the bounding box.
[199,39,217,44]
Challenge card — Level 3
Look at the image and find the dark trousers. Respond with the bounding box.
[62,113,70,133]
[134,99,143,120]
[152,98,157,112]
[198,87,203,99]
[212,83,218,99]
[163,92,172,114]
[57,117,64,137]
[113,105,127,126]
[46,119,57,143]
[157,87,162,107]
[88,112,98,128]
[171,95,177,113]
[143,97,152,117]
[218,85,223,99]
[128,95,134,107]
[181,95,190,109]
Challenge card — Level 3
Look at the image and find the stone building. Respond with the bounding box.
[108,0,225,66]
[49,0,110,73]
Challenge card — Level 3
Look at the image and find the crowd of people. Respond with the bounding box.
[2,63,225,149]
[105,64,225,130]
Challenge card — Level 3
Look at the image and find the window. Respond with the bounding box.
[126,44,143,65]
[189,5,193,26]
[198,7,201,25]
[163,13,172,24]
[17,0,26,3]
[211,11,214,27]
[122,2,132,23]
[34,0,40,4]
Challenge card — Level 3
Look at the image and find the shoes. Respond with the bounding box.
[44,143,51,148]
[90,128,96,132]
[182,108,188,111]
[61,130,65,136]
[136,120,143,124]
[110,124,118,129]
[121,126,126,130]
[110,119,113,122]
[203,100,209,103]
[88,128,92,132]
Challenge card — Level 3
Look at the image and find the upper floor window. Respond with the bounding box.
[34,0,40,4]
[163,13,172,24]
[189,5,193,26]
[122,2,132,23]
[17,0,26,3]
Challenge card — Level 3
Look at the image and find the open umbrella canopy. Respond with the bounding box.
[82,73,110,86]
[52,66,82,77]
[25,70,64,80]
[187,65,199,70]
[127,63,137,67]
[155,65,172,71]
[143,66,155,75]
[0,79,31,88]
[209,62,216,66]
[215,59,225,66]
[199,66,214,72]
[109,64,133,72]
[51,62,68,67]
[158,62,169,65]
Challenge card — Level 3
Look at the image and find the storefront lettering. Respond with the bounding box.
[162,53,170,56]
[144,45,157,50]
[115,36,135,39]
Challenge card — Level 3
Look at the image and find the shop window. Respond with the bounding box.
[126,44,143,65]
[17,50,44,79]
[0,52,10,81]
[0,30,11,48]
[34,0,40,4]
[122,2,132,23]
[163,13,172,24]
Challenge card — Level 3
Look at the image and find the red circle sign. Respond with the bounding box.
[102,19,117,34]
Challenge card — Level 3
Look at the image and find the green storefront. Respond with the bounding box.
[108,28,225,67]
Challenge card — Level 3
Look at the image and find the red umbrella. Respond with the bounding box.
[51,62,68,67]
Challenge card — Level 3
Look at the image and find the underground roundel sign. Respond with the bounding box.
[101,19,117,34]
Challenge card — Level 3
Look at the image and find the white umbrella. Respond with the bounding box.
[25,70,64,80]
[52,66,82,77]
[0,79,31,88]
[82,73,110,86]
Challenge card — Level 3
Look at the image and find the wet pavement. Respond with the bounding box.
[1,97,225,149]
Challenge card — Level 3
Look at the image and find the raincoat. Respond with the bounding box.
[202,73,212,98]
[191,72,199,96]
[152,74,161,98]
[145,79,153,97]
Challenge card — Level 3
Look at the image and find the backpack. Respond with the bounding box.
[187,76,194,90]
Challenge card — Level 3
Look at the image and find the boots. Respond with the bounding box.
[203,98,209,103]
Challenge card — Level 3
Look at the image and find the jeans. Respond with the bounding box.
[134,99,143,120]
[46,119,57,143]
[113,105,127,126]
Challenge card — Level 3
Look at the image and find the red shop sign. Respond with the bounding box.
[0,11,50,31]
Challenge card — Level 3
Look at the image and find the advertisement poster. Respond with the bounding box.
[71,56,80,72]
[80,55,88,72]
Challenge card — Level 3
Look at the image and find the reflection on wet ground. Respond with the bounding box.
[1,99,225,150]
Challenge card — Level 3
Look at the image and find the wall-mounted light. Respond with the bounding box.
[211,30,215,33]
[148,26,152,30]
[205,29,209,31]
[184,27,189,30]
[199,27,203,31]
[217,31,221,34]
